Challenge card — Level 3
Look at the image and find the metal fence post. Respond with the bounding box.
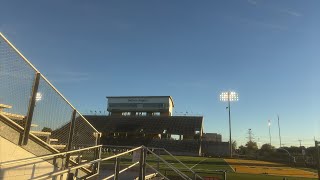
[94,134,102,174]
[143,148,146,179]
[93,133,102,174]
[224,171,227,180]
[157,149,160,171]
[139,147,146,180]
[60,155,65,180]
[74,153,82,179]
[21,72,40,145]
[65,110,76,171]
[97,145,102,175]
[114,157,120,180]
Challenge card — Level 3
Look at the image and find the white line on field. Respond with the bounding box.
[190,158,208,169]
[223,159,235,172]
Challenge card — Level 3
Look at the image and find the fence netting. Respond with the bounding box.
[72,113,98,149]
[0,36,35,119]
[0,33,99,153]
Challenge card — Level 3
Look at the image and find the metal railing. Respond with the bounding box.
[0,144,207,179]
[0,33,100,153]
[0,145,103,179]
[101,145,204,180]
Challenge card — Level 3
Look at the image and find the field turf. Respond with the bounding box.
[98,152,317,180]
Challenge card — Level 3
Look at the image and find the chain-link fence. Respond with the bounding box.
[0,34,35,118]
[72,113,99,149]
[0,33,99,153]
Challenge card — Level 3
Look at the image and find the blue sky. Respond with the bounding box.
[1,0,319,147]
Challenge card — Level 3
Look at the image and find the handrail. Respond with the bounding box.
[103,145,203,179]
[162,148,203,180]
[102,162,139,180]
[100,146,143,161]
[146,148,191,180]
[32,158,102,180]
[31,146,144,180]
[0,145,102,166]
[0,142,198,180]
[146,163,169,180]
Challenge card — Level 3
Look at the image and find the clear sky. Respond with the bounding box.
[1,0,319,147]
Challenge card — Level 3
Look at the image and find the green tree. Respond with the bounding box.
[246,141,258,154]
[259,143,275,156]
[42,127,52,132]
[238,145,247,155]
[232,140,237,153]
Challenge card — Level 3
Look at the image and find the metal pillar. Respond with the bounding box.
[139,148,146,180]
[94,133,102,174]
[21,72,40,145]
[157,149,160,171]
[65,110,77,169]
[114,157,120,180]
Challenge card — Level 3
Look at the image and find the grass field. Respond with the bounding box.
[225,158,317,179]
[98,152,318,180]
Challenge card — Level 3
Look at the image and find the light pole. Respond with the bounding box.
[277,115,281,148]
[220,91,239,157]
[268,120,271,146]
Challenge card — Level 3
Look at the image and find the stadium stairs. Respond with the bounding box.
[0,105,93,179]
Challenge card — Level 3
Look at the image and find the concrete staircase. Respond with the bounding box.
[0,104,68,151]
[0,105,92,179]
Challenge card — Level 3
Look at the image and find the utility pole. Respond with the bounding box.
[298,140,302,148]
[247,129,254,142]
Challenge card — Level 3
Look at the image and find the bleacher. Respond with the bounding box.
[85,115,203,156]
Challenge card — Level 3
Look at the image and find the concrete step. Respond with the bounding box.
[31,124,38,127]
[51,144,67,150]
[49,138,58,142]
[30,131,51,136]
[0,112,25,120]
[0,104,12,109]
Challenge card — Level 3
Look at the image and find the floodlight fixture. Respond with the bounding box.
[36,92,42,101]
[220,91,239,102]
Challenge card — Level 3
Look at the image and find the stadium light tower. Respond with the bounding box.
[220,91,239,157]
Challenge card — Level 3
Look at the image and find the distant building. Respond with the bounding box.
[203,133,222,142]
[202,133,229,157]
